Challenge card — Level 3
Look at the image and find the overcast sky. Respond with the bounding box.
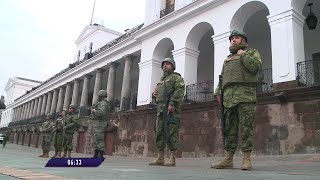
[0,0,145,98]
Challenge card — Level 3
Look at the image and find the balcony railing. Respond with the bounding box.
[160,3,175,18]
[257,68,273,93]
[297,59,320,87]
[185,68,273,102]
[185,80,214,102]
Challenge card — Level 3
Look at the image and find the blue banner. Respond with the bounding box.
[45,158,105,167]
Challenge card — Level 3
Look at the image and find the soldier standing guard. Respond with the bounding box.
[212,30,262,170]
[61,105,79,158]
[91,90,110,158]
[51,110,66,158]
[39,113,54,158]
[149,57,185,167]
[2,130,9,148]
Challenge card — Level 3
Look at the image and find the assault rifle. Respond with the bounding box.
[219,75,226,148]
[162,87,176,146]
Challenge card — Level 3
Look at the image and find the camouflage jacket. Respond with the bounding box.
[155,72,185,109]
[41,121,53,137]
[214,48,262,108]
[64,112,79,134]
[91,99,110,121]
[54,117,64,132]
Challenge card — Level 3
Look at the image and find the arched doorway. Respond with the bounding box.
[230,1,272,92]
[185,22,214,102]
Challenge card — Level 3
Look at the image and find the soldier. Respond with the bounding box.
[39,113,54,158]
[2,131,9,148]
[91,90,110,158]
[61,105,79,158]
[51,110,66,158]
[149,57,185,167]
[212,30,262,170]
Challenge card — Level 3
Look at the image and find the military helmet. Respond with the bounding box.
[46,113,52,119]
[229,30,248,42]
[161,57,176,70]
[68,104,77,110]
[98,90,107,97]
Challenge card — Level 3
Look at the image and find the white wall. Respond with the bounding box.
[74,26,122,62]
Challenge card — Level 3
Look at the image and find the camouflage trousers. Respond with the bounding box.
[156,110,180,151]
[63,133,74,151]
[42,135,51,151]
[224,103,256,153]
[54,132,63,152]
[92,120,106,151]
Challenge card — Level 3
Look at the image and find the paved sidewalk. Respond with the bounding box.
[0,143,319,180]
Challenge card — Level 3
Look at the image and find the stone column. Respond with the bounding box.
[32,98,39,118]
[40,94,47,115]
[267,9,305,83]
[45,92,53,114]
[212,31,231,90]
[80,74,91,108]
[80,74,92,117]
[137,59,162,106]
[92,68,104,106]
[56,86,65,114]
[63,83,73,110]
[36,96,43,116]
[24,102,30,119]
[21,103,27,120]
[71,79,80,107]
[12,107,17,121]
[120,55,135,111]
[172,47,200,86]
[107,62,119,110]
[28,100,35,119]
[50,89,59,115]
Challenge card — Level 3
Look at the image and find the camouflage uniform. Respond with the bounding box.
[149,57,185,167]
[40,114,54,158]
[62,105,79,158]
[2,131,9,148]
[51,113,64,158]
[91,90,110,158]
[212,30,262,170]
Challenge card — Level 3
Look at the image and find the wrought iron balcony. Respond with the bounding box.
[297,59,320,87]
[257,68,273,93]
[185,68,273,102]
[160,4,175,18]
[185,80,214,102]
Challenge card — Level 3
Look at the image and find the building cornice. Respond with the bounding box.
[135,0,230,41]
[76,25,123,44]
[11,37,141,108]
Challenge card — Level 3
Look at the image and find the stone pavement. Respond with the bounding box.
[0,143,319,180]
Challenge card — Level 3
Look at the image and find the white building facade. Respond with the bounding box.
[5,0,320,126]
[0,77,42,127]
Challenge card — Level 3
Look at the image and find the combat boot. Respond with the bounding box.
[92,150,99,158]
[50,151,58,158]
[42,151,49,158]
[38,150,45,157]
[66,151,71,158]
[98,150,105,158]
[211,151,234,169]
[149,151,165,166]
[61,151,67,158]
[241,152,252,170]
[164,151,176,167]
